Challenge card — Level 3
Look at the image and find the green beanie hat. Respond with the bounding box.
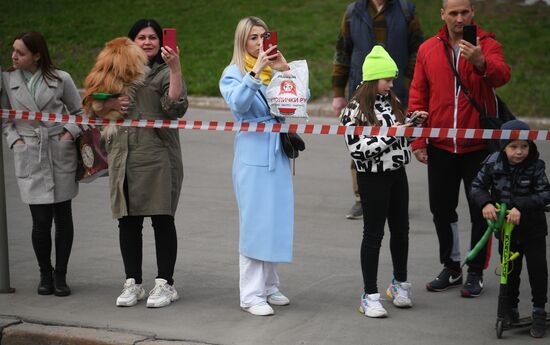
[362,45,398,81]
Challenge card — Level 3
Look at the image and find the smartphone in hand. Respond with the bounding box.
[406,111,422,125]
[262,31,278,60]
[162,28,177,51]
[462,25,477,46]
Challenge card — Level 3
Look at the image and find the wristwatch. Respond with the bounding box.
[249,71,257,79]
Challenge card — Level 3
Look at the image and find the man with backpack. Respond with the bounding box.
[332,0,424,219]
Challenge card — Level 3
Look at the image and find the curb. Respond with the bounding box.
[0,316,216,345]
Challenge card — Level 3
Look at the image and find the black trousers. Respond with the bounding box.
[118,215,178,285]
[499,236,548,309]
[357,167,409,294]
[427,145,487,274]
[29,200,74,275]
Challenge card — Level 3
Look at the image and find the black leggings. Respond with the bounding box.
[357,168,409,294]
[118,215,178,285]
[29,200,74,275]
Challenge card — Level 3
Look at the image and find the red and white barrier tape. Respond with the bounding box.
[2,109,549,141]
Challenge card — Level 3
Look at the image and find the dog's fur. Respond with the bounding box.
[83,37,149,135]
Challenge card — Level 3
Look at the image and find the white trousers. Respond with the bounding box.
[239,255,280,308]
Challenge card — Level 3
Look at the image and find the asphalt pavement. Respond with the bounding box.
[0,106,549,345]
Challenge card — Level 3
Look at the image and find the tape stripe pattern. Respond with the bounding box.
[2,109,549,140]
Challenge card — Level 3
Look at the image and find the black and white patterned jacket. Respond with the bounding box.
[470,143,550,240]
[339,94,411,173]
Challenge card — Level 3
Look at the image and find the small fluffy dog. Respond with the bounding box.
[83,37,149,135]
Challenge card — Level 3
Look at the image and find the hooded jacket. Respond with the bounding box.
[470,142,550,241]
[409,24,510,153]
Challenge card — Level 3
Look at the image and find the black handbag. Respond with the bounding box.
[442,42,516,152]
[280,132,305,159]
[479,96,516,130]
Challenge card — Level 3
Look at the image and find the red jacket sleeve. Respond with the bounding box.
[409,45,429,151]
[477,38,510,88]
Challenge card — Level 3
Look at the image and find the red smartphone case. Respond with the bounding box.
[262,31,278,54]
[163,28,177,51]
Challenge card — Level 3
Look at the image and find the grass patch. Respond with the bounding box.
[0,0,548,116]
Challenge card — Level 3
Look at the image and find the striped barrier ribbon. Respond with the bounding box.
[1,109,549,141]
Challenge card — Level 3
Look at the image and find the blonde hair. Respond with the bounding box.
[229,16,268,74]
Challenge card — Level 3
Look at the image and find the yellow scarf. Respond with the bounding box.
[245,53,272,85]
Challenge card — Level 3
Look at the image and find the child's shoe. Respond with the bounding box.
[359,293,387,318]
[146,278,179,308]
[530,309,547,338]
[505,306,519,326]
[116,278,146,307]
[386,279,413,308]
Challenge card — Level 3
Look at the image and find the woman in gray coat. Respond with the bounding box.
[93,19,188,309]
[1,32,83,297]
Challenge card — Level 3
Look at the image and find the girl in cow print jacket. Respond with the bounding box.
[340,94,412,173]
[339,46,427,318]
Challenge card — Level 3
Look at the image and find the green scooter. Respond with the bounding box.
[462,203,550,339]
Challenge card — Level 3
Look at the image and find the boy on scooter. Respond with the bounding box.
[470,120,550,338]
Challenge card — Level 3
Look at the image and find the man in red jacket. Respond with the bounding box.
[408,0,510,297]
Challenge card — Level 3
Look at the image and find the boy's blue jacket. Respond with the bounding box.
[470,142,550,241]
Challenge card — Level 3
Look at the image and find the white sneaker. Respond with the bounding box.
[242,302,274,316]
[386,280,413,308]
[116,278,146,307]
[359,293,388,318]
[146,278,179,308]
[267,291,290,306]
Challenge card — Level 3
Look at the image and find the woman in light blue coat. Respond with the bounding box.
[219,16,294,316]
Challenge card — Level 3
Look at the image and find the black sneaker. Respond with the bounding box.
[530,310,547,338]
[461,272,483,297]
[426,268,463,292]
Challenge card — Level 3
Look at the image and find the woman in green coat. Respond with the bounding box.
[95,19,188,308]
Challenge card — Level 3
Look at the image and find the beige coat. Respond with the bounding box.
[1,69,82,204]
[105,63,188,219]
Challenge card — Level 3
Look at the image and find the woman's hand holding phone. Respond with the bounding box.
[252,41,276,75]
[161,46,181,73]
[269,49,289,72]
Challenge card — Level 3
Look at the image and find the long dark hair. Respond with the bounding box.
[9,31,61,83]
[128,19,164,65]
[352,81,406,126]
